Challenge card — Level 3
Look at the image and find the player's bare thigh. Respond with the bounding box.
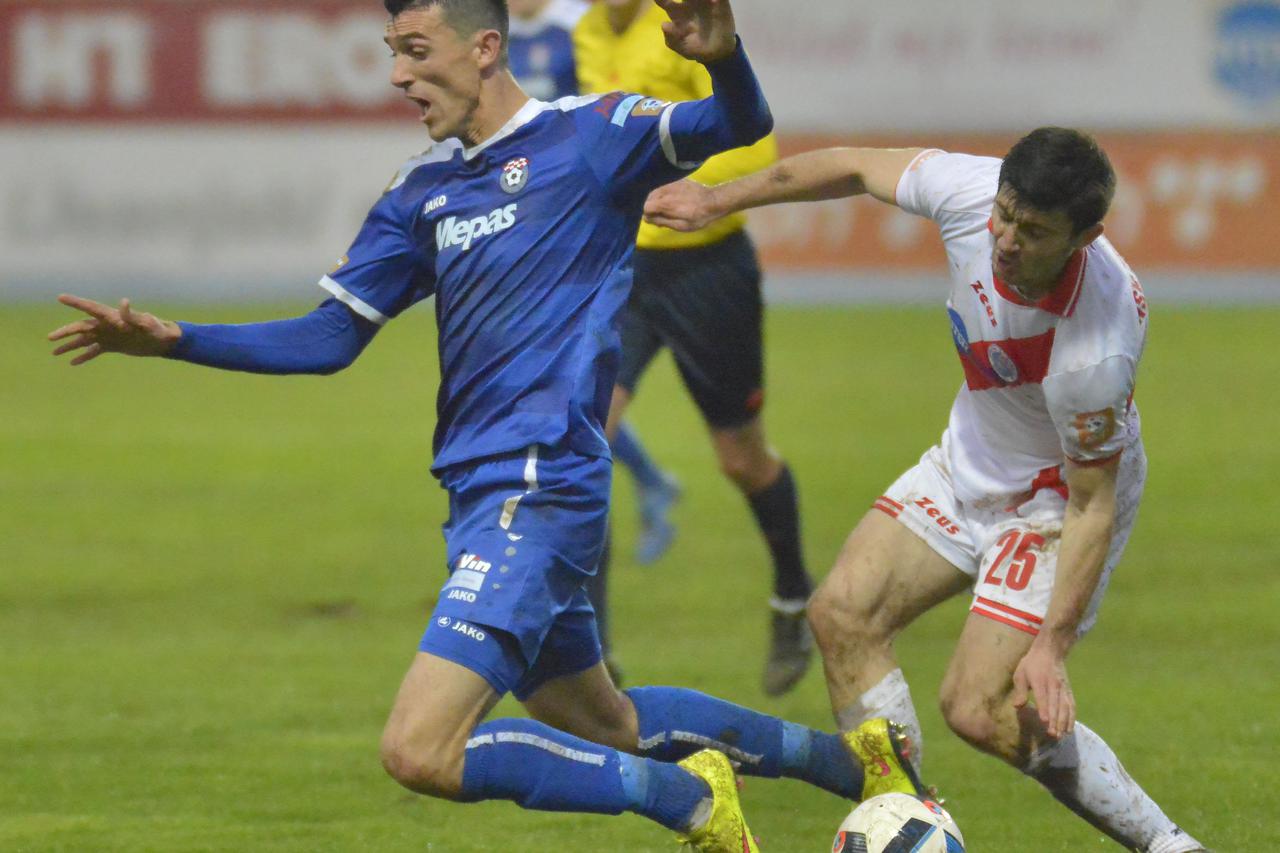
[521,660,639,752]
[809,511,970,689]
[380,651,503,798]
[938,612,1044,764]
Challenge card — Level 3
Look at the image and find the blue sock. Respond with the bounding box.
[626,686,862,800]
[612,422,667,491]
[460,717,709,830]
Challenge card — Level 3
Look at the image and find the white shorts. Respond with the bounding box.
[872,441,1147,638]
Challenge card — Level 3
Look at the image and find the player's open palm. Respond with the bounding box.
[1012,641,1076,740]
[644,179,720,232]
[48,294,181,366]
[654,0,737,64]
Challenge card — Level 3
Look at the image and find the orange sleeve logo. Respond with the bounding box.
[1072,409,1117,449]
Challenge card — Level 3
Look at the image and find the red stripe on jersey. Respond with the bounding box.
[975,595,1044,624]
[877,496,905,510]
[971,606,1041,636]
[959,328,1057,391]
[992,250,1088,317]
[872,501,900,519]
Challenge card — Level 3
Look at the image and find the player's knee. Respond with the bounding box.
[716,451,760,491]
[808,581,888,654]
[379,729,467,800]
[938,685,999,749]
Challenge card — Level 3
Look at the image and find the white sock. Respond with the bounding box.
[1023,722,1203,851]
[835,668,923,774]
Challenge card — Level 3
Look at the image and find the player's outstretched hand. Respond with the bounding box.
[48,294,182,366]
[644,179,723,232]
[1012,640,1076,740]
[654,0,737,64]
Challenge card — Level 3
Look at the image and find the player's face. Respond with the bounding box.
[990,185,1094,293]
[386,7,485,142]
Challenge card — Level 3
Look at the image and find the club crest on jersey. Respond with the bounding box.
[500,156,529,194]
[987,343,1019,384]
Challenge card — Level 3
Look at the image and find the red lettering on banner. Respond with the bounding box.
[0,1,413,123]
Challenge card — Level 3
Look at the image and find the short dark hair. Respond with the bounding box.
[384,0,509,61]
[998,127,1116,234]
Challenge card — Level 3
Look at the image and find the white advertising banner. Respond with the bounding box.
[733,0,1280,132]
[2,0,1279,301]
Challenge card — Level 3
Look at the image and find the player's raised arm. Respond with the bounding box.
[645,147,926,232]
[652,0,773,163]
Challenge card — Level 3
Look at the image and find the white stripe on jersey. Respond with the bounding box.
[658,103,702,171]
[318,275,390,325]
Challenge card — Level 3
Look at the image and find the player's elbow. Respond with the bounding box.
[737,103,773,147]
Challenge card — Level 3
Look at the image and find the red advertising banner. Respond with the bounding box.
[0,1,413,123]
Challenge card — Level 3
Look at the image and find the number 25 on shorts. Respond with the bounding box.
[983,530,1044,591]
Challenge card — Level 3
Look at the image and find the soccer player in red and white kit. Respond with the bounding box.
[645,128,1208,852]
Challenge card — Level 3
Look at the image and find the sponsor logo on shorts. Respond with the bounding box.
[450,620,487,642]
[914,496,961,535]
[436,616,451,628]
[445,552,493,594]
[435,204,517,252]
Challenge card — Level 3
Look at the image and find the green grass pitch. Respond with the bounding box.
[2,302,1277,851]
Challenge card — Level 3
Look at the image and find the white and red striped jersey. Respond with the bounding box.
[896,150,1149,506]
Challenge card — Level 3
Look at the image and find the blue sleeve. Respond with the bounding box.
[572,37,773,200]
[167,299,378,375]
[664,38,773,164]
[319,187,435,326]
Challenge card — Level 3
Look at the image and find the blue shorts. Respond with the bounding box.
[419,444,610,701]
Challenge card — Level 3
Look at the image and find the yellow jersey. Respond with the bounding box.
[573,1,777,250]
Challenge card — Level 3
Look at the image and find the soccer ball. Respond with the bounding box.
[831,793,965,853]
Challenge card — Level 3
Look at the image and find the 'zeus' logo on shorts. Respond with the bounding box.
[436,203,517,252]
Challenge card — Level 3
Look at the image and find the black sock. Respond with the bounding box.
[746,464,812,602]
[585,525,612,653]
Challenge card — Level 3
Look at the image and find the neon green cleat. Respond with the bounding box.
[675,749,760,853]
[843,718,929,801]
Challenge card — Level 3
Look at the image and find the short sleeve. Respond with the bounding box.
[895,150,1002,243]
[572,92,697,201]
[318,191,434,326]
[1043,355,1138,464]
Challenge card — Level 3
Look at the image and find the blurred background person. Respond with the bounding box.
[576,0,816,697]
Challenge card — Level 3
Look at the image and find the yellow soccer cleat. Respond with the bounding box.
[843,718,929,801]
[675,749,761,853]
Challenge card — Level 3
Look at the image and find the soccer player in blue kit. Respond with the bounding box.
[47,1,927,848]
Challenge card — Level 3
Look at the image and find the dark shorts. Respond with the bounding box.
[616,230,765,429]
[419,444,608,701]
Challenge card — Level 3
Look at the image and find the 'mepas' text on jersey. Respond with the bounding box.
[435,204,518,252]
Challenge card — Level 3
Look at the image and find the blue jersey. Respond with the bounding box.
[323,93,721,473]
[508,0,588,101]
